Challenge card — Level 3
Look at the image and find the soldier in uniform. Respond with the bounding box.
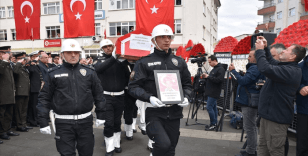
[0,46,19,144]
[93,39,127,156]
[12,52,32,132]
[128,24,192,156]
[37,39,106,156]
[50,52,61,67]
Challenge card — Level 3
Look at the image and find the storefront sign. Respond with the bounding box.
[44,39,61,47]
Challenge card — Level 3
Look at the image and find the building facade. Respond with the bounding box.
[257,0,305,34]
[0,0,220,57]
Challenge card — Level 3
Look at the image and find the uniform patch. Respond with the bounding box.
[93,60,98,65]
[130,71,135,81]
[55,73,68,78]
[148,62,161,67]
[80,69,87,76]
[172,58,178,66]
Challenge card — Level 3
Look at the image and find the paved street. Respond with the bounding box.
[0,107,297,156]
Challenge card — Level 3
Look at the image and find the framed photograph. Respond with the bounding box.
[154,70,184,105]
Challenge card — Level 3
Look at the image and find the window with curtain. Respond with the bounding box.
[0,7,5,18]
[109,22,135,36]
[46,26,60,39]
[8,7,14,18]
[95,23,101,36]
[174,19,182,34]
[109,0,134,10]
[289,8,295,17]
[95,0,102,10]
[11,29,16,40]
[0,30,7,41]
[43,2,60,15]
[277,11,282,19]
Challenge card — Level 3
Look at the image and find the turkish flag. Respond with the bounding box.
[305,0,308,11]
[63,0,95,38]
[136,0,174,34]
[13,0,40,40]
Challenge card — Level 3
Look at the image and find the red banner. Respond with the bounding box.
[44,39,61,47]
[306,0,308,11]
[136,0,174,34]
[63,0,95,38]
[13,0,40,40]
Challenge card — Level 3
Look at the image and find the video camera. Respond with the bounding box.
[190,53,208,67]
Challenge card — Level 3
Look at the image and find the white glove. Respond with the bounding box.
[150,96,165,108]
[178,98,189,107]
[95,119,105,127]
[40,126,51,135]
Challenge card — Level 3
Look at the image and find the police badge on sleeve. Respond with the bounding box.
[172,58,178,66]
[80,69,87,76]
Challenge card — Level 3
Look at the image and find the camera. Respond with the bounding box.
[239,70,245,76]
[190,53,208,65]
[256,79,265,90]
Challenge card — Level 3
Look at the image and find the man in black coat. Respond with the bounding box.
[202,55,225,131]
[0,46,17,143]
[255,36,306,156]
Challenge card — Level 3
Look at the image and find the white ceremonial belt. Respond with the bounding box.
[145,102,172,108]
[104,90,125,96]
[54,112,92,120]
[125,86,128,90]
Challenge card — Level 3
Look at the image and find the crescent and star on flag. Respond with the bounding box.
[20,1,33,23]
[70,0,86,20]
[146,0,164,14]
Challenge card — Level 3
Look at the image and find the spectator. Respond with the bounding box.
[270,43,286,60]
[255,36,306,156]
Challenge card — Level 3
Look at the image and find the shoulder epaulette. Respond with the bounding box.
[48,66,61,73]
[81,64,95,70]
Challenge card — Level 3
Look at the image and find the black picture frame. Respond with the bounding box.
[154,70,184,105]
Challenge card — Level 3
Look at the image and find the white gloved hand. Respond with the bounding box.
[149,96,165,108]
[178,98,189,107]
[95,119,105,127]
[40,126,51,135]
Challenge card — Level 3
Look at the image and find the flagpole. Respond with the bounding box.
[32,28,34,52]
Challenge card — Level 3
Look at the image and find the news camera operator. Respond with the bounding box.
[255,36,306,156]
[201,55,225,131]
[229,48,265,156]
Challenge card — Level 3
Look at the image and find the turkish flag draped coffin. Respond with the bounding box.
[136,0,175,34]
[63,0,95,38]
[13,0,40,40]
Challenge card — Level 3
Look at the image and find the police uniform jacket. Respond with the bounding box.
[94,53,126,92]
[27,61,43,93]
[13,62,30,96]
[0,60,15,105]
[37,61,106,128]
[128,48,192,120]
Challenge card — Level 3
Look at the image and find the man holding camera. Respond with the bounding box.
[202,55,225,131]
[255,36,306,156]
[229,49,265,156]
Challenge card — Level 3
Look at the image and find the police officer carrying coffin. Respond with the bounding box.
[128,24,192,156]
[37,39,106,156]
[93,39,127,156]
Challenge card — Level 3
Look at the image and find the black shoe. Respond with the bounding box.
[205,124,216,131]
[147,145,153,152]
[7,131,19,136]
[25,126,33,129]
[105,150,114,156]
[16,127,29,132]
[0,134,10,140]
[133,129,137,133]
[0,140,3,144]
[126,136,133,140]
[138,126,147,135]
[114,147,122,153]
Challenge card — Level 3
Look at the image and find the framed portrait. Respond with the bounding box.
[154,70,184,105]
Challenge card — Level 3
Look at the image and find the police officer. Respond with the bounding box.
[37,39,106,156]
[0,46,18,144]
[128,24,192,156]
[49,52,61,67]
[93,39,127,156]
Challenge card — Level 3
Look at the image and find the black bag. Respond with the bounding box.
[244,87,259,108]
[193,76,206,93]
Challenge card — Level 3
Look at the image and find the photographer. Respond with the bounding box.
[255,36,306,156]
[230,49,265,156]
[201,55,225,131]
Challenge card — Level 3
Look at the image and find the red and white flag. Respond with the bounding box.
[63,0,95,38]
[305,0,308,11]
[136,0,174,34]
[13,0,40,40]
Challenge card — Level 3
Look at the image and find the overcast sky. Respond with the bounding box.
[217,0,264,40]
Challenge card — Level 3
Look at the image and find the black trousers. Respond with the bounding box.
[55,117,94,156]
[123,92,137,125]
[297,113,308,156]
[27,93,38,126]
[13,96,29,129]
[146,116,180,156]
[0,104,14,135]
[104,95,125,137]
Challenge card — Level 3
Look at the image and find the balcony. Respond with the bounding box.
[256,20,275,30]
[301,12,308,20]
[258,3,276,15]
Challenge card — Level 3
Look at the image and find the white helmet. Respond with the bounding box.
[151,24,174,40]
[100,39,114,49]
[61,39,82,53]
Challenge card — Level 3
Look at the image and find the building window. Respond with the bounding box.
[174,19,181,34]
[8,7,14,18]
[11,29,16,40]
[109,22,135,36]
[269,14,275,22]
[84,49,100,58]
[95,0,102,10]
[276,28,281,34]
[109,0,134,10]
[289,8,295,17]
[0,30,7,41]
[46,26,60,39]
[278,0,283,3]
[277,11,282,19]
[175,0,181,5]
[0,7,5,18]
[43,2,60,15]
[95,23,101,36]
[203,26,206,39]
[203,3,206,16]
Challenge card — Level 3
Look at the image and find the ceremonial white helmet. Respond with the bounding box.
[61,39,82,53]
[100,39,114,49]
[151,24,174,40]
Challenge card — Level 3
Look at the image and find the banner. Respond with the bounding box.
[44,39,61,47]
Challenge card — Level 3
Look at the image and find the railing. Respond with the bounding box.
[257,19,275,25]
[258,3,276,10]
